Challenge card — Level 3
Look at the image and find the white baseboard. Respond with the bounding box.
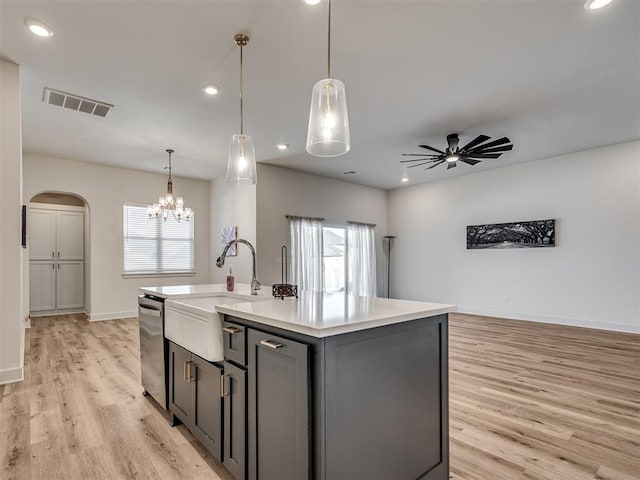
[455,307,640,334]
[89,310,138,322]
[0,366,23,385]
[30,309,86,317]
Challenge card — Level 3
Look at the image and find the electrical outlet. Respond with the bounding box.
[503,296,509,304]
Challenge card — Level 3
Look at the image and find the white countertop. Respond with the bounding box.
[215,291,455,338]
[140,283,273,300]
[142,284,455,338]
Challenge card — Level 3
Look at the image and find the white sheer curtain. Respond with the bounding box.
[289,216,324,292]
[347,222,377,297]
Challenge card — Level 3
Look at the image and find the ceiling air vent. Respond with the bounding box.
[43,87,114,118]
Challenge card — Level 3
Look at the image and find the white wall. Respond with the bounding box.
[209,178,257,284]
[388,141,640,333]
[256,164,388,295]
[23,153,211,320]
[0,60,24,384]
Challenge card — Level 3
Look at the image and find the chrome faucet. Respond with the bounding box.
[216,238,261,295]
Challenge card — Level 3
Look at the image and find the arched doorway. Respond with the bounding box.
[28,192,90,316]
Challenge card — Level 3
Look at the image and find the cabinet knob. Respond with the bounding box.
[260,339,284,350]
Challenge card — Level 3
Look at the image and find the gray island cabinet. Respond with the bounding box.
[216,292,453,480]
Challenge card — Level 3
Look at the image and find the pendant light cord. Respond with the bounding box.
[327,0,331,79]
[167,149,173,181]
[240,43,244,135]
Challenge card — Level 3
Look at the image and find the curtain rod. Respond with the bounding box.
[286,215,325,222]
[347,220,377,227]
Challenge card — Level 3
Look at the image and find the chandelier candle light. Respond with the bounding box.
[306,0,350,157]
[226,34,257,184]
[148,149,192,222]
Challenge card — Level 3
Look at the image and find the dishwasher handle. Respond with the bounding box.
[139,306,162,317]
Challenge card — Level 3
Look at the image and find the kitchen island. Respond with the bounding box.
[144,285,454,480]
[220,292,453,480]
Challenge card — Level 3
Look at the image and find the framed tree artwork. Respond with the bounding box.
[467,219,555,249]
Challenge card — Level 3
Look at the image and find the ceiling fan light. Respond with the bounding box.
[584,0,614,10]
[446,155,459,163]
[306,78,350,157]
[227,134,257,184]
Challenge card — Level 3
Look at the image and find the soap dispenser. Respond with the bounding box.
[226,266,235,292]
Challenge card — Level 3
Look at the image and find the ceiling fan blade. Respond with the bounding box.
[464,153,502,159]
[400,158,442,164]
[402,153,441,157]
[407,161,436,169]
[469,144,513,155]
[466,136,511,152]
[460,157,481,166]
[425,160,445,170]
[460,135,490,152]
[447,161,457,170]
[418,144,446,155]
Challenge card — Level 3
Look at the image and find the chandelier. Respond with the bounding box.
[147,149,192,222]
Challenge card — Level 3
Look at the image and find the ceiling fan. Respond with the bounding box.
[401,133,513,171]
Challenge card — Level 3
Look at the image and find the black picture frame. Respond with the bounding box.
[467,219,555,249]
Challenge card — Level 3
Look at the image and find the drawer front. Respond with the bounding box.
[223,320,246,366]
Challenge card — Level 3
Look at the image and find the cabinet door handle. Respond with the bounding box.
[52,264,54,270]
[221,374,229,397]
[188,362,196,383]
[57,251,60,258]
[57,263,60,269]
[52,251,55,258]
[223,326,241,335]
[260,339,284,349]
[184,361,193,382]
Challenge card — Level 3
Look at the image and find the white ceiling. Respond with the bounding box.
[1,0,638,190]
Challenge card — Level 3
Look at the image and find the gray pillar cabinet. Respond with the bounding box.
[222,321,311,480]
[222,313,449,480]
[168,341,223,461]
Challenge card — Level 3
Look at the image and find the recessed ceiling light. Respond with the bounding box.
[303,0,322,5]
[276,144,289,150]
[401,177,409,183]
[25,19,53,38]
[203,84,220,95]
[584,0,614,10]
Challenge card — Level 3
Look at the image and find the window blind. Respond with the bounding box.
[123,203,194,274]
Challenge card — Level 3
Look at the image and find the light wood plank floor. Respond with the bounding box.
[0,313,638,479]
[449,315,639,480]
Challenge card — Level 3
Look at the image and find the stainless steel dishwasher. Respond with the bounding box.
[138,295,167,409]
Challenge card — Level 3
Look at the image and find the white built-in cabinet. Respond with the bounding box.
[29,205,85,314]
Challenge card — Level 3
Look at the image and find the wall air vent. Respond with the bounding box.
[42,87,114,118]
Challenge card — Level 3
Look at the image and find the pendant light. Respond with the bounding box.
[226,33,257,184]
[148,149,192,222]
[306,0,350,157]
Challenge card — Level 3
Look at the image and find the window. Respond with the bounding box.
[323,226,346,292]
[289,216,376,296]
[123,203,194,275]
